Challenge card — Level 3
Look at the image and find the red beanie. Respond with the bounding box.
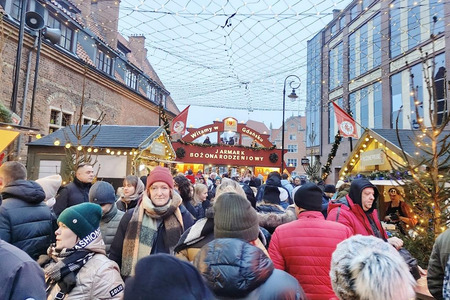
[146,166,174,189]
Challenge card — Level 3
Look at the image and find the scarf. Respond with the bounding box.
[122,179,145,204]
[44,229,101,297]
[121,191,184,277]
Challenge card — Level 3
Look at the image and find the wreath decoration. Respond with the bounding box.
[269,153,278,163]
[175,147,186,159]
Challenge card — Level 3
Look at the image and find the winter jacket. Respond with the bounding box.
[194,238,306,300]
[116,197,138,212]
[0,239,46,300]
[53,177,91,216]
[0,180,53,260]
[281,179,294,198]
[428,228,450,299]
[109,199,195,269]
[46,232,124,299]
[101,204,124,255]
[326,179,387,239]
[269,211,353,300]
[256,176,293,205]
[257,203,297,233]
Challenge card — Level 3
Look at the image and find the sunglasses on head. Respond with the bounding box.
[389,189,398,195]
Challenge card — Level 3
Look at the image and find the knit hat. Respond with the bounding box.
[89,181,116,205]
[58,202,102,239]
[124,253,212,300]
[35,174,62,201]
[214,192,260,242]
[324,184,336,194]
[262,185,281,204]
[146,166,174,189]
[330,235,416,300]
[294,182,323,211]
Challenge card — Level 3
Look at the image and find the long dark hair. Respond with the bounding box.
[173,175,192,203]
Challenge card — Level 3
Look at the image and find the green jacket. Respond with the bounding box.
[428,228,450,299]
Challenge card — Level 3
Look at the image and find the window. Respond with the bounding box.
[373,82,382,128]
[287,145,298,153]
[435,53,446,125]
[10,0,22,20]
[360,87,369,129]
[287,159,298,167]
[126,68,138,89]
[47,15,74,52]
[362,0,372,11]
[329,42,343,90]
[430,0,444,35]
[407,0,421,50]
[330,24,337,36]
[96,49,113,75]
[49,108,72,133]
[339,16,345,30]
[350,5,359,21]
[82,116,99,125]
[391,73,403,128]
[289,134,296,141]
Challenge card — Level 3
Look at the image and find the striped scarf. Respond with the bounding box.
[121,191,184,277]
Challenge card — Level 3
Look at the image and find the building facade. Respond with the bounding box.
[0,0,179,160]
[271,115,307,178]
[306,0,448,184]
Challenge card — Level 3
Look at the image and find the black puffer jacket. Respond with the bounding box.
[194,238,305,299]
[0,180,52,260]
[53,177,91,216]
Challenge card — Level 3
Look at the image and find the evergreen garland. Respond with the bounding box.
[321,131,342,180]
[176,139,276,150]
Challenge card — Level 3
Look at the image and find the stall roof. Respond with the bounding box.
[28,125,164,149]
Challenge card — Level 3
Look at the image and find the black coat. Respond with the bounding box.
[0,180,53,260]
[53,177,91,216]
[194,238,305,299]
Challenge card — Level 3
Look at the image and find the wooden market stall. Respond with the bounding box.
[27,125,175,187]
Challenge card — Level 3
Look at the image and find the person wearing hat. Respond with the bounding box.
[36,174,62,208]
[44,202,124,299]
[194,192,305,299]
[330,235,416,300]
[109,166,194,278]
[327,178,404,250]
[256,184,296,233]
[89,181,124,255]
[321,184,336,218]
[124,253,213,300]
[268,182,352,299]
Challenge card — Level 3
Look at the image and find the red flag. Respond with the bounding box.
[332,102,358,138]
[171,105,190,136]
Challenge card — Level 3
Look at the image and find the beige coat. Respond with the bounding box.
[46,233,124,300]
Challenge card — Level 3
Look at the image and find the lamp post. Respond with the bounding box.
[281,75,301,174]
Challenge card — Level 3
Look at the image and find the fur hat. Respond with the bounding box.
[324,184,336,194]
[335,180,345,190]
[35,174,62,204]
[89,181,116,205]
[124,253,212,300]
[294,182,323,211]
[330,235,416,300]
[214,192,259,242]
[147,166,174,189]
[58,202,102,239]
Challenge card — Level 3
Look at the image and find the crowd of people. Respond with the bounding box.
[0,161,449,299]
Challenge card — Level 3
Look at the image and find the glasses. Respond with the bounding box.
[389,189,398,195]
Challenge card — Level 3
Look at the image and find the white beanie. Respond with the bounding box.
[330,235,416,300]
[36,175,62,207]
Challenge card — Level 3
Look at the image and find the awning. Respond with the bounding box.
[0,128,20,152]
[369,179,405,186]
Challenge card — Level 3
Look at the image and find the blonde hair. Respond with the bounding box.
[193,183,208,204]
[215,178,247,200]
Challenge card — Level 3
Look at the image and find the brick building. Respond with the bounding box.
[0,0,179,160]
[271,115,307,178]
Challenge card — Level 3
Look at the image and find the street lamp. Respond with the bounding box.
[281,75,301,174]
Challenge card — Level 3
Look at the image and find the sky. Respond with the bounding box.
[117,0,353,129]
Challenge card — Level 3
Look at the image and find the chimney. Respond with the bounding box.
[91,0,120,48]
[333,9,341,19]
[128,35,148,66]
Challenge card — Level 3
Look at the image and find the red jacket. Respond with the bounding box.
[327,195,388,239]
[268,211,352,300]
